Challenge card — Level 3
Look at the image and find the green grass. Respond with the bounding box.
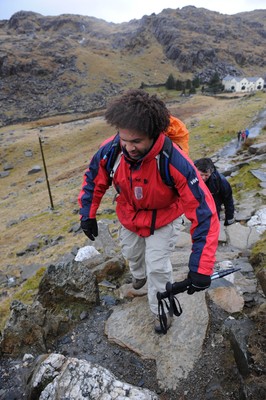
[229,162,263,200]
[249,232,266,272]
[0,267,46,331]
[13,267,46,304]
[188,92,266,159]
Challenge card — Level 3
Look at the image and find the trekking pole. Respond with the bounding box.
[157,267,241,301]
[156,267,241,334]
[210,267,241,280]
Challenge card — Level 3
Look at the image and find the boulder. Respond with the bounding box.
[26,353,159,400]
[248,142,266,155]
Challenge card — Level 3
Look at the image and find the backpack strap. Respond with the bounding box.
[105,134,177,192]
[104,133,121,178]
[158,135,175,188]
[110,152,123,179]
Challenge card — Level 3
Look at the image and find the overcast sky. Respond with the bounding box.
[0,0,265,23]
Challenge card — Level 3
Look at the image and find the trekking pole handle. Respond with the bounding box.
[157,278,191,300]
[157,267,241,300]
[168,278,191,295]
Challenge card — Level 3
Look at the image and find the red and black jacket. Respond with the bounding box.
[78,133,220,275]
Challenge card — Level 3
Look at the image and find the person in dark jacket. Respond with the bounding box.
[78,90,220,333]
[194,158,235,226]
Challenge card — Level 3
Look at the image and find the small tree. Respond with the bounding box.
[209,72,220,87]
[165,73,176,90]
[208,72,224,93]
[175,79,183,91]
[185,79,192,90]
[192,76,200,88]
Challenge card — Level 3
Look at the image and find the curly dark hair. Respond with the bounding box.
[194,158,215,173]
[104,89,170,139]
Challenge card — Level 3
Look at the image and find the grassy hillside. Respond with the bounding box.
[1,9,265,126]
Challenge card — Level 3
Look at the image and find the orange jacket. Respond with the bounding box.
[165,115,189,155]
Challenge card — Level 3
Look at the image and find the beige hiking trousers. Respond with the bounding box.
[119,218,181,315]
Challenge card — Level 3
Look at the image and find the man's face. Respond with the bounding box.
[198,170,212,182]
[119,128,154,160]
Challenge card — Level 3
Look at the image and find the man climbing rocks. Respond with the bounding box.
[78,89,219,333]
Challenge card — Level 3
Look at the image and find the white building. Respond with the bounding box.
[222,75,264,92]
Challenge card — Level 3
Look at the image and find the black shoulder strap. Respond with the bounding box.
[105,133,121,176]
[159,136,175,187]
[106,134,177,191]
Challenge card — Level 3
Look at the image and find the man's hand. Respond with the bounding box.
[187,271,211,295]
[224,217,235,226]
[80,219,98,241]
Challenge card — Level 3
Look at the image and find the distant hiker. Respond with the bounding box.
[241,130,246,142]
[245,128,250,139]
[78,89,219,334]
[194,158,235,225]
[237,130,241,142]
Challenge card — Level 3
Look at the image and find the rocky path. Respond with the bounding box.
[2,205,263,399]
[0,121,266,399]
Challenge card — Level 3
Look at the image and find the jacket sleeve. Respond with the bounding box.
[219,173,235,220]
[78,140,112,221]
[169,147,220,276]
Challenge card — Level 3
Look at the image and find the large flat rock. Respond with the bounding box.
[105,294,208,390]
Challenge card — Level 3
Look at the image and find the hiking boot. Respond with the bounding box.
[132,277,147,290]
[154,313,172,334]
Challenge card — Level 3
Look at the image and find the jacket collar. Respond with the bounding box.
[122,133,165,165]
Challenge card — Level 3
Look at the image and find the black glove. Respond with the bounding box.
[80,219,98,241]
[224,217,235,226]
[187,271,211,295]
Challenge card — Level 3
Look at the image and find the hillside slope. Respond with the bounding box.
[0,7,265,125]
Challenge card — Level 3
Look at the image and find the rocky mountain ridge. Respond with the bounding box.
[0,7,265,125]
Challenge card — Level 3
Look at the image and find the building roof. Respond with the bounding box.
[247,76,263,82]
[222,75,264,82]
[222,75,243,82]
